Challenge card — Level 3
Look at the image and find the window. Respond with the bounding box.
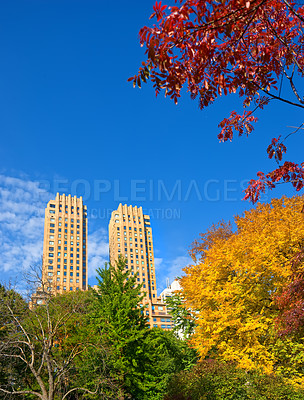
[50,204,55,208]
[50,229,54,233]
[57,271,60,275]
[49,253,54,257]
[50,218,55,222]
[48,272,53,276]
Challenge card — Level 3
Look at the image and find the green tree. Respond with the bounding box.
[140,328,198,400]
[93,258,197,400]
[93,257,149,399]
[0,285,112,400]
[0,284,28,399]
[165,293,196,339]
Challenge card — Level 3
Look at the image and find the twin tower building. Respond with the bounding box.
[41,193,172,329]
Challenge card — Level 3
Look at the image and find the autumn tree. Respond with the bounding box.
[275,246,304,337]
[130,0,304,202]
[180,195,304,385]
[0,286,112,400]
[164,360,304,400]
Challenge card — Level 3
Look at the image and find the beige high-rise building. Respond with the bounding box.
[109,204,172,329]
[109,204,157,301]
[41,193,88,294]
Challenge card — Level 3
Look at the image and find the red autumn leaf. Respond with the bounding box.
[131,0,304,202]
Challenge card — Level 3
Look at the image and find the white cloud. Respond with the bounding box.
[154,257,163,270]
[155,253,193,294]
[87,227,109,278]
[0,174,53,282]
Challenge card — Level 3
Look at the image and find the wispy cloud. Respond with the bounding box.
[155,253,192,293]
[87,227,109,278]
[0,174,52,280]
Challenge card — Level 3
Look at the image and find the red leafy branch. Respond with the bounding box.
[130,0,304,202]
[275,243,304,336]
[244,161,304,203]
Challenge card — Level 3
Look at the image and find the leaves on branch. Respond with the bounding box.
[131,0,304,201]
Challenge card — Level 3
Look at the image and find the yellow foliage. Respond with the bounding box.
[181,195,304,377]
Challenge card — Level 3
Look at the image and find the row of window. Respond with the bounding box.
[49,234,82,240]
[49,253,84,258]
[50,229,82,235]
[48,265,80,270]
[152,324,172,329]
[50,217,81,223]
[48,271,81,277]
[49,210,82,216]
[50,204,82,211]
[48,259,82,265]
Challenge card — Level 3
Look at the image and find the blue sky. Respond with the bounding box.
[0,0,303,294]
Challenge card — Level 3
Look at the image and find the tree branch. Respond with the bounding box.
[0,388,44,400]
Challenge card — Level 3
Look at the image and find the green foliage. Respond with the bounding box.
[93,257,149,399]
[165,293,196,339]
[93,258,197,400]
[139,328,198,400]
[0,284,28,394]
[164,360,304,400]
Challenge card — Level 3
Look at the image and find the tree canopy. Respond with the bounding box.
[180,195,304,385]
[130,0,304,202]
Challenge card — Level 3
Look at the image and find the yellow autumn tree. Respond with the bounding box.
[181,195,304,383]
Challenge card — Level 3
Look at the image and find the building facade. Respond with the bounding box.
[41,193,88,294]
[109,204,172,329]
